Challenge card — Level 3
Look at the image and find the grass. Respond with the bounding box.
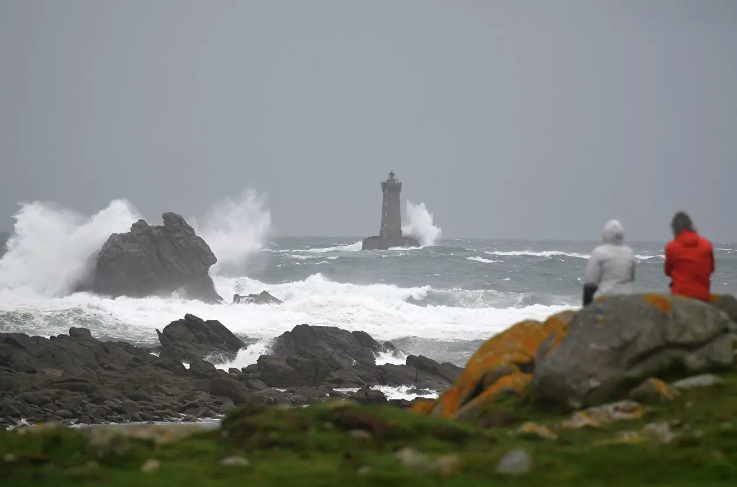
[2,372,737,486]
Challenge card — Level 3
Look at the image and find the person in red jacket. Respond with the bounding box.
[664,211,714,301]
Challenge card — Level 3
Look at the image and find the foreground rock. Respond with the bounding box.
[412,311,573,422]
[156,314,245,363]
[0,321,461,428]
[532,294,737,408]
[80,212,222,303]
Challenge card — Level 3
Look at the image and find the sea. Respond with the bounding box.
[1,198,736,399]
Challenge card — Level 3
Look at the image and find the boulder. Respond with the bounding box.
[233,291,283,305]
[157,314,244,362]
[81,212,221,303]
[271,324,384,367]
[532,294,737,409]
[416,311,573,421]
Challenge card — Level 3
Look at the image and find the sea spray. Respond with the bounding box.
[193,190,271,276]
[402,200,441,246]
[0,199,141,298]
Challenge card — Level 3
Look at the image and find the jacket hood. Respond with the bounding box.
[677,230,700,247]
[602,219,625,244]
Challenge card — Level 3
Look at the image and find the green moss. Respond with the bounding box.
[3,373,737,486]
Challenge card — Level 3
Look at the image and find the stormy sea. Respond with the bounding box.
[1,196,737,400]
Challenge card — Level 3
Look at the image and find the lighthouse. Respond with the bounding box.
[362,172,420,250]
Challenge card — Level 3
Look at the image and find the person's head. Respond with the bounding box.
[671,211,694,236]
[602,219,625,244]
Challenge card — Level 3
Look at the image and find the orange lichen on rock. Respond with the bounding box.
[710,295,722,303]
[643,294,672,313]
[451,372,531,421]
[409,399,436,415]
[425,311,574,420]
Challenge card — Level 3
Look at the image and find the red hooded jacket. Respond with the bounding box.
[664,230,714,301]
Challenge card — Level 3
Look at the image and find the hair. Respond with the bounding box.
[671,211,694,235]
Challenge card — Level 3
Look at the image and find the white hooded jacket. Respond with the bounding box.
[584,220,636,297]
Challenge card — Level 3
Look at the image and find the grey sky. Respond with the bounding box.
[1,1,736,241]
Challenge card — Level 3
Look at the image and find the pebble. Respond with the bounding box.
[140,459,161,473]
[495,448,532,475]
[220,456,250,467]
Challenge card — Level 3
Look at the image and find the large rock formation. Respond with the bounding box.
[413,311,573,421]
[83,213,222,302]
[532,294,737,409]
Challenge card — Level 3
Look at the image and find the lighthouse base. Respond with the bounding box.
[361,235,421,251]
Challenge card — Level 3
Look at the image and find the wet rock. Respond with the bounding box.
[349,387,388,405]
[233,291,282,305]
[69,328,93,340]
[209,377,251,404]
[54,410,73,419]
[16,391,52,407]
[81,212,222,303]
[157,314,244,362]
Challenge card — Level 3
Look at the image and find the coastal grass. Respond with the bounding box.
[2,372,737,486]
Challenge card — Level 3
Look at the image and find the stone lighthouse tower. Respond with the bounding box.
[380,171,402,239]
[362,172,420,250]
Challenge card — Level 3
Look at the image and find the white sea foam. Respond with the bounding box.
[485,250,589,259]
[0,200,141,298]
[215,339,273,370]
[635,254,664,260]
[403,201,441,246]
[0,273,573,345]
[334,386,438,400]
[466,256,500,264]
[374,350,408,366]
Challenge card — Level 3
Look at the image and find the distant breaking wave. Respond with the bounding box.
[403,201,441,247]
[485,250,590,259]
[484,250,664,261]
[466,256,500,264]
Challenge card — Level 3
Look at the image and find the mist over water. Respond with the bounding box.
[192,190,271,276]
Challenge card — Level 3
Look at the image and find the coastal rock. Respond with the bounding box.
[233,291,282,305]
[532,294,737,409]
[416,311,573,422]
[241,325,459,391]
[81,212,221,303]
[156,314,244,362]
[271,324,384,367]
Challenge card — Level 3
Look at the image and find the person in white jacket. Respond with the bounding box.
[583,219,636,306]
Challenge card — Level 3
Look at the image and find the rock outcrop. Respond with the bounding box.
[233,291,282,305]
[241,324,463,390]
[156,313,244,363]
[82,213,222,303]
[0,320,461,428]
[413,311,573,422]
[531,294,737,408]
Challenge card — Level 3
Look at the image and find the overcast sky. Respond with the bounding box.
[1,1,736,241]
